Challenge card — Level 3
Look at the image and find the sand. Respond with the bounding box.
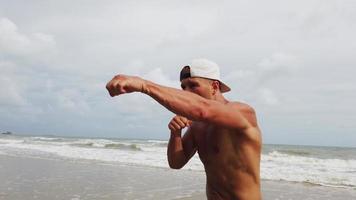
[0,154,355,200]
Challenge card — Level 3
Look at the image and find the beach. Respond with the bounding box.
[1,155,356,200]
[0,135,356,199]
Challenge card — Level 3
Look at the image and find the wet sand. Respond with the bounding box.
[0,155,355,200]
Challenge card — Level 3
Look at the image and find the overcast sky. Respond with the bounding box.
[1,0,355,147]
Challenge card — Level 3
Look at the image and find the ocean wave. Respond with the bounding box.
[68,139,142,151]
[301,180,356,189]
[0,138,23,144]
[277,149,311,156]
[31,136,64,142]
[70,142,95,148]
[261,151,356,188]
[153,142,168,147]
[104,143,142,151]
[1,136,355,189]
[144,140,168,147]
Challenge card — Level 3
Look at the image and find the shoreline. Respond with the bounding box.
[4,134,356,149]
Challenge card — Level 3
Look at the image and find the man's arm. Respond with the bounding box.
[106,75,252,130]
[167,116,196,169]
[143,79,253,130]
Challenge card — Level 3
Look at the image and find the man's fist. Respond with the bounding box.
[106,75,146,97]
[168,115,192,134]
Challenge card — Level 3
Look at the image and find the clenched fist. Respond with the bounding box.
[106,75,146,97]
[168,115,192,135]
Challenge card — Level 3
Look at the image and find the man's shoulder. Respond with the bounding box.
[228,101,256,114]
[228,101,258,128]
[228,102,261,145]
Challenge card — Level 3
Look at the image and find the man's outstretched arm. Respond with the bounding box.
[106,75,252,130]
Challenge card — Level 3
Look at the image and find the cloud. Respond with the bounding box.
[0,18,56,64]
[0,18,58,113]
[107,67,179,115]
[0,61,27,106]
[256,52,299,85]
[142,68,179,88]
[118,1,218,40]
[55,88,91,114]
[0,74,27,106]
[257,88,279,106]
[258,53,297,71]
[223,52,298,107]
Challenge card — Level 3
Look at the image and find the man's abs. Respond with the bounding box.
[193,124,261,200]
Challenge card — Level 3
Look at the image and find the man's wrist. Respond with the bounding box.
[140,78,149,94]
[170,131,182,138]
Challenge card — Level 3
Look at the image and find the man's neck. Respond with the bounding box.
[213,93,228,104]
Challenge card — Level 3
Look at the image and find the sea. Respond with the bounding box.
[1,134,355,191]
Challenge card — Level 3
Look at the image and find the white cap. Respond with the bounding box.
[180,59,231,93]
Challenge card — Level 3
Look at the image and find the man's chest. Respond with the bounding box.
[192,123,243,163]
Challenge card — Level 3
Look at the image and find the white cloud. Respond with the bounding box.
[224,52,298,106]
[55,88,90,114]
[0,61,27,106]
[116,2,218,41]
[257,53,298,72]
[0,18,29,52]
[256,52,299,86]
[257,88,279,106]
[107,67,179,115]
[0,76,27,106]
[0,18,56,63]
[142,68,179,88]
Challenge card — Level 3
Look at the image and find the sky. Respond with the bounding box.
[0,0,355,147]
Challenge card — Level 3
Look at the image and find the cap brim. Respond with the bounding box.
[220,81,231,93]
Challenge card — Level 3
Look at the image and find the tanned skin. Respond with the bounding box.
[106,75,262,200]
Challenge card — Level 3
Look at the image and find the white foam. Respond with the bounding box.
[261,151,356,188]
[31,136,62,141]
[69,138,114,148]
[0,137,203,170]
[1,136,355,188]
[0,138,23,144]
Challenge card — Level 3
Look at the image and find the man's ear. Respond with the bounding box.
[212,80,220,95]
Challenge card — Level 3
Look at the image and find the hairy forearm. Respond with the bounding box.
[167,132,186,169]
[142,80,208,121]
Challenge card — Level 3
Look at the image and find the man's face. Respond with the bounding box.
[180,77,213,99]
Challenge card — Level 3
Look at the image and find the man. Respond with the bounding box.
[106,59,262,200]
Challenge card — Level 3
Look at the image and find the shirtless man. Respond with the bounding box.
[106,59,262,200]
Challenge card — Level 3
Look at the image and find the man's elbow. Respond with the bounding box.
[169,164,183,170]
[192,104,211,121]
[168,160,184,169]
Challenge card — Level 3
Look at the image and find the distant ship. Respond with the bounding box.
[1,131,12,135]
